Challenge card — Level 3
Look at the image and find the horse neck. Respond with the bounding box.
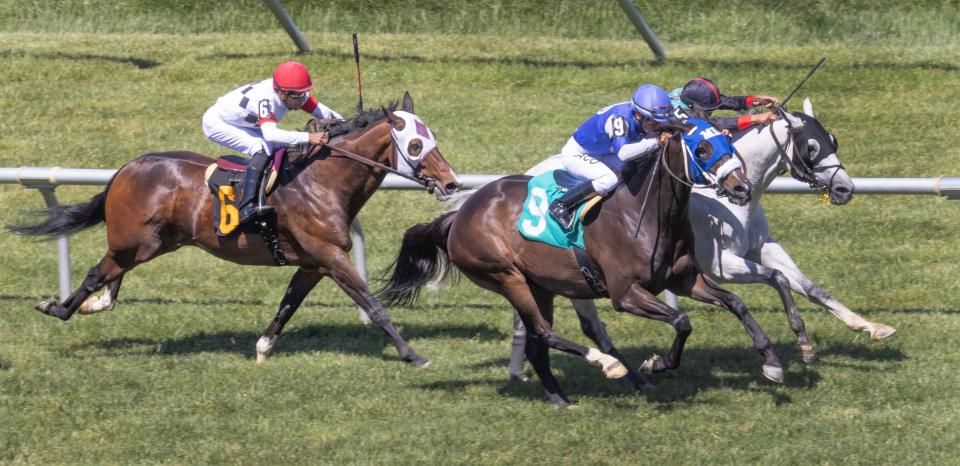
[618,143,692,233]
[737,121,792,191]
[301,120,394,220]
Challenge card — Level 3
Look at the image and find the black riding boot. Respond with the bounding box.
[549,181,597,230]
[238,150,275,223]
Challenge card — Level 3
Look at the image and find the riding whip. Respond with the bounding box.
[352,32,363,112]
[777,57,825,111]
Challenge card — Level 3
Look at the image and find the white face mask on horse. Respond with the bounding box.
[390,110,438,177]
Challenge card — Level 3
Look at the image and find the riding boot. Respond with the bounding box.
[549,181,597,230]
[238,150,275,223]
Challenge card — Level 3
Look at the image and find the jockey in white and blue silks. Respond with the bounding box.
[545,84,674,229]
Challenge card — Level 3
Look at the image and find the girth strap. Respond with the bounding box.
[573,246,607,297]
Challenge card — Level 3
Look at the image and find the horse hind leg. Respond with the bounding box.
[37,256,126,321]
[757,240,896,340]
[77,273,125,314]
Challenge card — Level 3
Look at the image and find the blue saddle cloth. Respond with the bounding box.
[516,170,590,250]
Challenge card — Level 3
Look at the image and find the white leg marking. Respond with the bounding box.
[256,335,276,363]
[586,348,627,379]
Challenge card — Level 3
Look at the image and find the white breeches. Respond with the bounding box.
[202,108,271,156]
[557,138,619,194]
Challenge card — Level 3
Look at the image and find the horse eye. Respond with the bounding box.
[696,142,712,159]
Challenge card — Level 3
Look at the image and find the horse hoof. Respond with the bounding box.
[255,336,275,363]
[798,345,819,364]
[640,354,661,374]
[410,357,431,368]
[603,361,627,379]
[509,372,531,383]
[762,364,785,383]
[35,298,57,313]
[870,324,897,340]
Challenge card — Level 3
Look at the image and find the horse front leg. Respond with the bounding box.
[613,282,692,374]
[326,251,429,367]
[672,273,784,383]
[256,267,323,362]
[700,247,818,364]
[757,240,896,340]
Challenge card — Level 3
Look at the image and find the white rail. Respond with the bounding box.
[3,167,960,313]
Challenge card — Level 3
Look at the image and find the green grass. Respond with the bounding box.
[1,0,958,46]
[1,10,960,466]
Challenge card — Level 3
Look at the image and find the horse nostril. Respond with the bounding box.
[734,184,748,193]
[833,186,851,194]
[446,182,460,192]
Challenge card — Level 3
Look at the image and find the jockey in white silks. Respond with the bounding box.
[202,61,343,223]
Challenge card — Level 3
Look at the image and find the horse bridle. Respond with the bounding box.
[304,119,434,189]
[769,108,844,192]
[660,133,741,199]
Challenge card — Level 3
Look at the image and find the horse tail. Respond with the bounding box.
[376,211,458,306]
[7,178,115,239]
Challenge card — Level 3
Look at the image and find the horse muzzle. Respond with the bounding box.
[427,179,461,201]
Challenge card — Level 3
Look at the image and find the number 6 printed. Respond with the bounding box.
[258,100,271,119]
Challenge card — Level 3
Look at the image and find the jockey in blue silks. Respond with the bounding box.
[547,84,674,229]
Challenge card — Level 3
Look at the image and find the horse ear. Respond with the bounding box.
[402,92,414,113]
[802,98,815,118]
[782,111,803,127]
[385,107,405,130]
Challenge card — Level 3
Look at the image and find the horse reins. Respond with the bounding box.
[324,142,429,187]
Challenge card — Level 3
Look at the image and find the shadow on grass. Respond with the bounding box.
[426,340,906,407]
[0,49,160,69]
[60,322,508,360]
[207,49,960,72]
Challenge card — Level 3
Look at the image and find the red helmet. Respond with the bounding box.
[272,61,314,93]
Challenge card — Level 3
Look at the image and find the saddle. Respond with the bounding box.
[517,170,607,296]
[204,147,288,236]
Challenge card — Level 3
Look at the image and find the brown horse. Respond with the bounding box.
[377,122,780,406]
[9,93,460,367]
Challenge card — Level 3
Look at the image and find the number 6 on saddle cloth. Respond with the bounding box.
[204,146,287,236]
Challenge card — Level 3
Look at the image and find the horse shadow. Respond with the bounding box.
[62,322,508,361]
[419,340,906,407]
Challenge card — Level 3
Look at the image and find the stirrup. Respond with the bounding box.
[549,200,575,229]
[238,203,274,223]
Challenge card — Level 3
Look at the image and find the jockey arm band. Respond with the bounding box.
[259,121,309,145]
[616,137,661,162]
[746,95,755,107]
[301,95,344,120]
[737,115,753,130]
[719,95,751,111]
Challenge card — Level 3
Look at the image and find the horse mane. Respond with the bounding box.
[326,101,400,141]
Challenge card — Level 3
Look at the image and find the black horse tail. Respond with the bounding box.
[377,211,458,306]
[7,189,109,240]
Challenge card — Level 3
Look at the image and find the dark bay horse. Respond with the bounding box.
[9,93,460,367]
[377,125,774,406]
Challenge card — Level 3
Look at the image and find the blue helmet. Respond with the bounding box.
[631,84,673,123]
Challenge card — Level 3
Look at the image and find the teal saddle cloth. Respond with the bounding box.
[516,170,592,250]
